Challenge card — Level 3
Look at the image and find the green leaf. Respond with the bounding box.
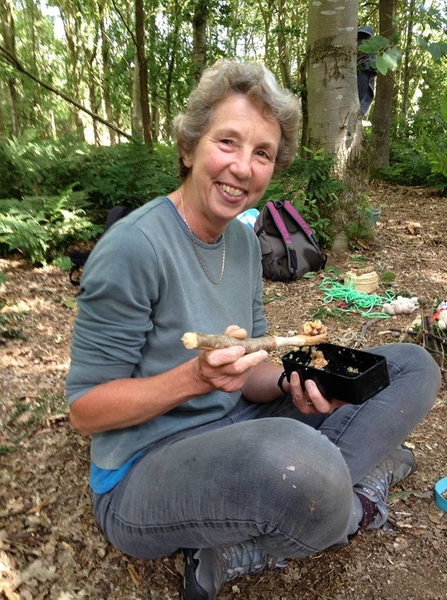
[388,489,432,504]
[381,49,401,71]
[63,296,78,309]
[380,272,396,283]
[441,90,447,123]
[428,41,447,63]
[358,35,390,54]
[415,35,428,49]
[350,254,369,264]
[375,55,388,75]
[53,255,73,271]
[386,47,402,64]
[325,266,344,277]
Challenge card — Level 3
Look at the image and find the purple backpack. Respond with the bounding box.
[254,200,326,282]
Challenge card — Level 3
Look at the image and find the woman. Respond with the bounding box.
[66,60,441,600]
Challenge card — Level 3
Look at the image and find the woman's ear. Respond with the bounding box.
[182,151,193,169]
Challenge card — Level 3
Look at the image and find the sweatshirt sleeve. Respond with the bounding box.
[65,223,158,403]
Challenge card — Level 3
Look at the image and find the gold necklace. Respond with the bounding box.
[179,191,226,285]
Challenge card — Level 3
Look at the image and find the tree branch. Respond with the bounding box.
[0,44,135,141]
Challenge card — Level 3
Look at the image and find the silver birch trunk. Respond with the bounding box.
[306,0,368,244]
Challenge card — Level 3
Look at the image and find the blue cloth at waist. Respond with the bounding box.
[90,450,145,494]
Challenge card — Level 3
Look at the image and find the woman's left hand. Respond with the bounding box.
[288,371,347,414]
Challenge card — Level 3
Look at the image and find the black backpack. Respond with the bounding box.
[69,205,135,285]
[254,200,326,282]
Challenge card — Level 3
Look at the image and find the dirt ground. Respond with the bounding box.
[1,181,446,600]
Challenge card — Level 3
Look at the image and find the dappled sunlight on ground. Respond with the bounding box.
[1,183,446,599]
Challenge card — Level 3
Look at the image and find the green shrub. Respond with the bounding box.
[420,122,447,194]
[381,114,447,191]
[259,149,342,245]
[0,136,181,207]
[0,189,102,265]
[0,134,91,198]
[0,142,27,199]
[82,142,179,210]
[381,138,433,186]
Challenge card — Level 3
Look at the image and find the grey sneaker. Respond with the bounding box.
[182,539,287,600]
[354,445,417,529]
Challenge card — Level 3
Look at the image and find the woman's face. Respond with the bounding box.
[183,94,281,234]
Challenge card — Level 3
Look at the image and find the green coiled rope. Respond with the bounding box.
[319,276,396,319]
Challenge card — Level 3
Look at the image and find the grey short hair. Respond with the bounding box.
[173,60,300,180]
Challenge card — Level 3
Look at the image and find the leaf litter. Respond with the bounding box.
[1,182,446,599]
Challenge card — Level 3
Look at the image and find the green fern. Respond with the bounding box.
[0,190,102,265]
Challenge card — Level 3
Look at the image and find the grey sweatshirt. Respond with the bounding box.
[66,197,267,469]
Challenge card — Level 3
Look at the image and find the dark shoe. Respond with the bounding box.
[182,548,209,600]
[181,540,287,600]
[354,445,417,529]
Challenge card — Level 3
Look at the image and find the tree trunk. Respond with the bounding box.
[132,51,143,140]
[255,0,274,65]
[99,15,117,145]
[25,0,42,130]
[299,60,309,157]
[60,8,85,138]
[369,0,397,173]
[83,26,101,145]
[400,0,415,120]
[88,67,100,145]
[306,0,367,243]
[135,0,153,147]
[277,0,293,90]
[165,0,181,140]
[148,0,159,142]
[192,0,209,82]
[1,0,20,136]
[0,85,6,136]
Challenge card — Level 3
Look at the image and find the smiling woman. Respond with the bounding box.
[176,94,281,242]
[65,60,441,600]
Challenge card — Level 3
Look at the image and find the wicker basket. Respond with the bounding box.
[344,270,379,294]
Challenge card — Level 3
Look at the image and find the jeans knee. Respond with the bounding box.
[248,424,353,547]
[290,446,353,546]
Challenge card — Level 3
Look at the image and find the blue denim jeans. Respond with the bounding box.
[92,343,440,560]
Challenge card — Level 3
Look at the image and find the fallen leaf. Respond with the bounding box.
[388,489,431,504]
[63,296,78,309]
[127,563,141,587]
[428,513,443,525]
[393,536,409,551]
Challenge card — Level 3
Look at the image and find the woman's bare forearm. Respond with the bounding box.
[69,358,209,436]
[241,361,287,403]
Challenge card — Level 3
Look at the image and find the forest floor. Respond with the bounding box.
[1,181,447,600]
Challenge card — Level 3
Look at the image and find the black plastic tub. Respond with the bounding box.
[282,343,390,405]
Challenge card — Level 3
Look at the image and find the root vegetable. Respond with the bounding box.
[181,331,329,353]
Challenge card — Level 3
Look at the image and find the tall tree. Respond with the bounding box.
[370,0,397,172]
[164,0,182,139]
[80,1,101,145]
[135,0,153,146]
[147,0,159,142]
[99,4,117,145]
[192,0,209,81]
[306,0,367,247]
[277,0,293,89]
[59,0,85,136]
[0,0,20,136]
[400,0,415,120]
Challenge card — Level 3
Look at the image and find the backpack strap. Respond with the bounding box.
[279,201,313,237]
[265,201,298,278]
[278,200,328,269]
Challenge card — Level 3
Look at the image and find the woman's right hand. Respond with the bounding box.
[193,325,269,394]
